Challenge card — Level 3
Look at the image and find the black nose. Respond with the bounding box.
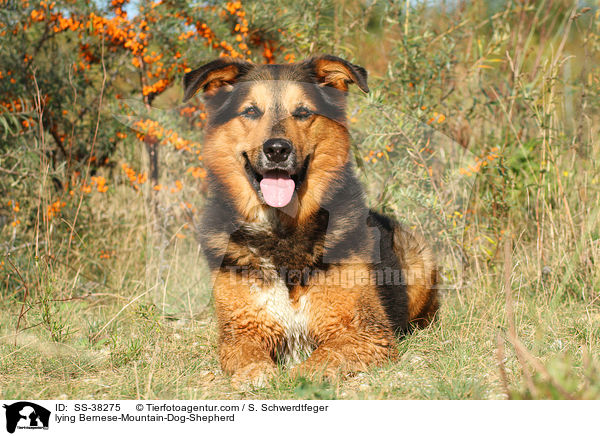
[263,138,292,163]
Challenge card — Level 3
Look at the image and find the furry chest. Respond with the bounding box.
[249,280,315,364]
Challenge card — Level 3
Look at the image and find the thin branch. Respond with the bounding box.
[67,37,107,264]
[6,256,30,346]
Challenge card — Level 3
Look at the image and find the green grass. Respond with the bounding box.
[2,0,600,400]
[2,236,599,399]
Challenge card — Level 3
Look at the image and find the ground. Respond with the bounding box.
[2,239,598,399]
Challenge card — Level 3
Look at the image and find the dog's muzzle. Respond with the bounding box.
[242,138,310,209]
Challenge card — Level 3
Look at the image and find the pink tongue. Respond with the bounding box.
[260,173,295,208]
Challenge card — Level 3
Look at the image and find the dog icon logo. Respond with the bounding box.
[3,402,50,433]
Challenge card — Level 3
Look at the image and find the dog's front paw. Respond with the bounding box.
[231,362,277,389]
[291,359,342,381]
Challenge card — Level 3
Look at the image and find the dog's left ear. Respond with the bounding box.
[308,55,369,93]
[183,58,253,101]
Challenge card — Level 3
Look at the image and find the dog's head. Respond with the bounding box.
[184,55,368,223]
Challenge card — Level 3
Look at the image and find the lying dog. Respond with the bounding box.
[183,55,438,385]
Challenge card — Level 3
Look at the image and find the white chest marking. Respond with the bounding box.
[250,280,315,364]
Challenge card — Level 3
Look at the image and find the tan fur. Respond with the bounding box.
[187,57,439,386]
[393,227,439,327]
[313,58,368,92]
[199,64,240,95]
[203,82,350,226]
[213,256,397,382]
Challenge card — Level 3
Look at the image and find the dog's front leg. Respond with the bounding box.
[219,334,277,388]
[213,271,280,387]
[293,274,397,379]
[292,330,393,380]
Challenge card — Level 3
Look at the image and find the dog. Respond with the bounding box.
[183,55,439,385]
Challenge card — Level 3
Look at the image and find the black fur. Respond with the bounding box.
[184,59,351,128]
[198,160,410,333]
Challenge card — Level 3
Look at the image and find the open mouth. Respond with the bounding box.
[243,152,310,208]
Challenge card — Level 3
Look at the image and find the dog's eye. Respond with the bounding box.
[292,107,312,120]
[240,106,262,119]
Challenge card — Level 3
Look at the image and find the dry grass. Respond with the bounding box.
[2,208,600,399]
[2,0,600,400]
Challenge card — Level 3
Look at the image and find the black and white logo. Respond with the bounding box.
[3,402,50,434]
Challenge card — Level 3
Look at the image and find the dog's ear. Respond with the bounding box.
[307,55,369,93]
[183,58,253,101]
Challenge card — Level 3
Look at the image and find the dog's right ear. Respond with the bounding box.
[183,58,253,101]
